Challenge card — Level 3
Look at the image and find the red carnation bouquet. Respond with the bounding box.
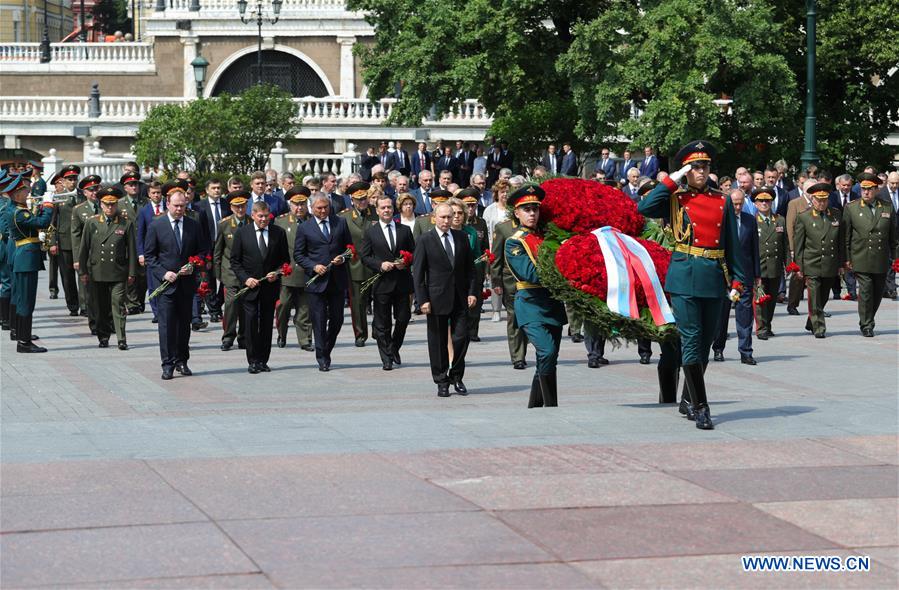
[306,244,356,287]
[148,255,204,300]
[785,261,800,274]
[474,249,496,266]
[754,283,772,305]
[893,259,899,273]
[538,178,645,236]
[235,262,293,299]
[196,281,211,299]
[360,250,413,294]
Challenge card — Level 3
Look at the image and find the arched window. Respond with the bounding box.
[211,50,329,97]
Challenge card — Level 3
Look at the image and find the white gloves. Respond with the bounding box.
[728,288,740,302]
[669,164,693,184]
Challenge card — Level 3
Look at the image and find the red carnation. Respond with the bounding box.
[280,262,293,277]
[756,293,773,305]
[893,259,899,273]
[346,244,357,259]
[196,281,211,298]
[188,255,204,267]
[539,178,645,236]
[400,250,414,266]
[785,262,800,273]
[842,294,853,301]
[485,249,496,264]
[481,288,492,300]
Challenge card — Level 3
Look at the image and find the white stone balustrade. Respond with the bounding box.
[0,43,156,73]
[283,154,345,176]
[0,97,91,120]
[153,0,350,14]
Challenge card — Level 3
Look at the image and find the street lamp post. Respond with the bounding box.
[192,53,210,97]
[79,0,86,42]
[237,0,283,85]
[800,0,819,169]
[39,0,51,63]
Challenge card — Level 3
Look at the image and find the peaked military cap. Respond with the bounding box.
[751,186,776,201]
[508,184,545,208]
[27,159,43,170]
[675,140,716,167]
[456,187,480,203]
[226,190,250,207]
[162,179,190,197]
[120,171,141,185]
[1,172,30,194]
[430,188,453,202]
[347,181,370,199]
[807,182,831,199]
[637,180,658,197]
[78,175,102,191]
[60,164,81,178]
[857,172,882,189]
[96,186,124,204]
[285,187,311,203]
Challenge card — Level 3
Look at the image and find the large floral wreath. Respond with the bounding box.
[533,178,678,343]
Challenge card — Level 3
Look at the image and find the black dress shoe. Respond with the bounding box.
[392,351,402,365]
[756,331,769,340]
[90,328,97,336]
[787,306,799,315]
[221,341,233,351]
[382,361,393,371]
[571,333,584,343]
[209,313,222,323]
[437,383,450,397]
[118,342,128,351]
[259,363,271,372]
[470,335,481,342]
[248,364,260,374]
[741,355,757,365]
[49,293,58,300]
[277,336,286,348]
[80,310,89,317]
[639,354,651,365]
[862,328,874,337]
[301,343,314,352]
[814,333,825,339]
[679,397,695,421]
[513,360,527,370]
[98,338,109,348]
[713,351,725,362]
[823,311,832,318]
[17,342,47,353]
[694,407,714,430]
[191,321,207,331]
[175,364,192,376]
[453,381,468,395]
[161,367,174,380]
[152,317,159,324]
[69,309,78,316]
[318,364,330,372]
[355,338,366,347]
[588,358,600,368]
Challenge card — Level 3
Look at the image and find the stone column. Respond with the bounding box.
[269,141,288,174]
[181,34,199,99]
[336,36,356,98]
[342,143,358,176]
[41,148,63,183]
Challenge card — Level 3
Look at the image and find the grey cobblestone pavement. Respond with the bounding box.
[1,275,897,588]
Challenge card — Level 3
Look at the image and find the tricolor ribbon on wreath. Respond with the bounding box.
[592,226,675,327]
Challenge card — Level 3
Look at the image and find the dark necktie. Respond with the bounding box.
[93,202,99,215]
[443,232,454,266]
[106,218,112,226]
[321,219,330,240]
[258,228,267,257]
[173,219,182,252]
[387,223,395,252]
[212,201,220,225]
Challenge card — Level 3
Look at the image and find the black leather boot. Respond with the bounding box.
[658,365,679,403]
[9,304,17,341]
[527,374,543,408]
[540,371,558,407]
[16,316,47,353]
[682,363,713,430]
[0,297,9,330]
[678,372,694,419]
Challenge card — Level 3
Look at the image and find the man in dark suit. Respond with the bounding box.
[541,144,561,175]
[880,171,899,298]
[361,194,415,370]
[394,141,411,177]
[137,181,168,323]
[413,202,479,396]
[593,147,616,180]
[377,142,397,172]
[249,171,286,216]
[829,173,859,299]
[411,170,435,216]
[639,146,659,179]
[143,182,203,380]
[230,201,289,373]
[561,143,578,176]
[410,142,432,187]
[454,140,476,188]
[195,178,230,322]
[712,189,760,365]
[294,192,353,371]
[434,147,459,183]
[486,145,504,187]
[616,149,637,183]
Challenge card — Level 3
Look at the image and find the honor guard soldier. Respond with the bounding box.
[504,185,567,407]
[638,141,747,430]
[28,160,47,197]
[78,187,138,350]
[71,175,102,334]
[214,190,249,351]
[791,182,844,338]
[6,173,55,352]
[412,189,452,239]
[490,199,530,370]
[47,164,83,317]
[752,186,786,339]
[0,170,14,331]
[843,173,897,337]
[460,187,489,341]
[339,181,378,347]
[274,187,314,350]
[45,171,66,300]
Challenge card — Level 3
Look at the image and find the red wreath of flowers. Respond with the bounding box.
[539,178,645,236]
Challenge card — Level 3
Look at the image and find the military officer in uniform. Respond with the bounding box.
[412,189,452,239]
[490,203,530,370]
[48,164,82,316]
[44,171,66,300]
[71,175,102,334]
[274,187,314,350]
[118,171,146,314]
[214,190,249,351]
[504,185,567,407]
[78,187,138,350]
[843,172,897,337]
[339,181,378,347]
[0,170,13,331]
[638,141,747,430]
[752,186,786,339]
[792,182,844,339]
[460,188,489,341]
[6,172,55,352]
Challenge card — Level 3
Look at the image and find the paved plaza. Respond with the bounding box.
[1,277,897,589]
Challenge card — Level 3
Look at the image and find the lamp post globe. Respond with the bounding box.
[192,55,210,96]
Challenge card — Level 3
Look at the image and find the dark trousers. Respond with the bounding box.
[276,284,312,346]
[205,266,223,315]
[243,286,278,366]
[805,276,835,336]
[146,267,160,319]
[855,272,886,331]
[222,283,244,345]
[126,267,146,311]
[755,276,780,334]
[156,286,193,369]
[501,289,528,362]
[713,287,752,357]
[308,281,345,366]
[833,269,857,299]
[11,271,38,315]
[521,322,562,376]
[426,305,469,384]
[47,252,60,295]
[788,273,805,308]
[583,322,605,360]
[372,289,411,364]
[91,280,127,343]
[637,338,652,359]
[671,295,725,365]
[59,249,79,312]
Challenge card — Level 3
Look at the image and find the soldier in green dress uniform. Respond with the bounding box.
[274,187,314,350]
[214,190,250,351]
[843,173,897,337]
[412,189,452,240]
[119,171,147,314]
[637,141,747,430]
[792,182,844,339]
[0,169,13,331]
[504,185,567,408]
[491,216,530,370]
[28,160,47,198]
[6,173,55,352]
[47,164,83,316]
[71,175,102,334]
[339,181,378,347]
[459,188,489,341]
[78,187,138,350]
[752,186,786,339]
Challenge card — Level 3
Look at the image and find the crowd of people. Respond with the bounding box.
[1,139,896,424]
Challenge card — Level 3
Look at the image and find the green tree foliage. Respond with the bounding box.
[134,84,300,175]
[92,0,131,36]
[352,0,898,172]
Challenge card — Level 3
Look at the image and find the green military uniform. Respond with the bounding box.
[49,165,84,315]
[504,185,567,408]
[792,183,843,338]
[491,218,529,366]
[0,187,12,330]
[274,203,312,349]
[339,194,377,346]
[843,174,898,336]
[78,188,138,348]
[465,215,489,339]
[72,194,101,332]
[637,141,747,430]
[214,210,247,349]
[752,187,786,338]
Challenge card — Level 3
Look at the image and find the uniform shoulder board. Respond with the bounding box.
[511,229,526,239]
[708,186,725,195]
[277,212,289,218]
[91,214,102,220]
